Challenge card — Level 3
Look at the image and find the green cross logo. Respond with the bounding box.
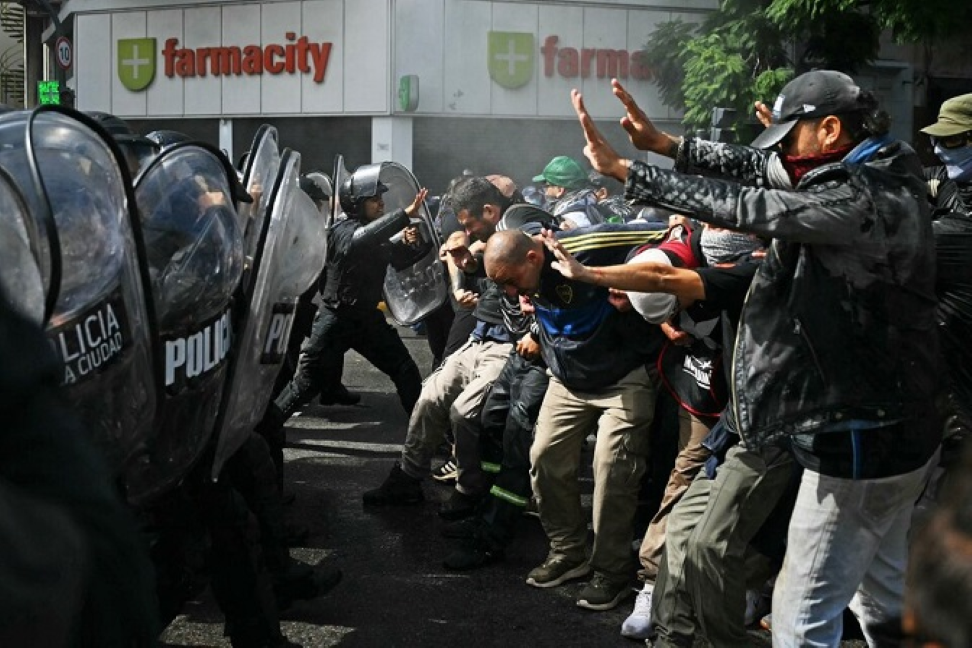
[487,32,533,89]
[118,38,156,92]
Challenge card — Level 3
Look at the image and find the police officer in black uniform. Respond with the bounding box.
[267,166,430,427]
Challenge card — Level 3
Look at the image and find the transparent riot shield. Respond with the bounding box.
[0,107,158,473]
[127,143,245,505]
[329,154,350,236]
[0,167,44,324]
[211,148,326,479]
[239,125,281,294]
[370,162,446,325]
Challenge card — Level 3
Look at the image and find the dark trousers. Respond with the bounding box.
[477,352,549,550]
[274,304,422,419]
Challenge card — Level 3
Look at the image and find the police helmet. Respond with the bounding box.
[338,164,388,217]
[299,171,332,205]
[145,129,193,148]
[86,111,159,175]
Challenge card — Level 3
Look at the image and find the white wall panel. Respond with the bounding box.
[259,2,302,114]
[220,4,261,115]
[443,1,490,115]
[146,9,184,116]
[394,0,444,114]
[536,4,583,117]
[577,7,630,117]
[76,14,112,112]
[75,0,703,120]
[182,6,223,115]
[110,12,147,117]
[344,0,388,113]
[300,0,345,114]
[489,2,539,116]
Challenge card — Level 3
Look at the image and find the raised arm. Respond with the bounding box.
[542,229,705,303]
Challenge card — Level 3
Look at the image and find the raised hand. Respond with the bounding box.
[405,187,429,217]
[542,228,591,282]
[612,79,675,155]
[571,89,629,181]
[754,101,773,128]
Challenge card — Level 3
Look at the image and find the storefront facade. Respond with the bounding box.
[57,0,922,191]
[56,0,714,190]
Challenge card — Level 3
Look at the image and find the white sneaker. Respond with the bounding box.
[620,582,654,639]
[744,588,769,626]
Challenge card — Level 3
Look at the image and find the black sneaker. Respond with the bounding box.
[575,572,631,611]
[362,462,424,506]
[319,384,361,406]
[438,489,483,521]
[431,457,458,484]
[443,541,504,571]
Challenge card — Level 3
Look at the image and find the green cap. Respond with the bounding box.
[532,156,589,190]
[921,94,972,137]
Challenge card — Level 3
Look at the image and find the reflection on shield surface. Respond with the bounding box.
[212,148,326,480]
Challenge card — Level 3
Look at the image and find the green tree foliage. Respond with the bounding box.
[641,0,971,134]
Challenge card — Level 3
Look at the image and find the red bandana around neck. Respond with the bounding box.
[782,144,854,184]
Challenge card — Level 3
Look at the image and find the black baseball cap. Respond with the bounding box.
[750,70,864,149]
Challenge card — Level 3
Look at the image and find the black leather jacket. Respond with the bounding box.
[625,137,941,465]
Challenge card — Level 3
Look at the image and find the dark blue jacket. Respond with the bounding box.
[531,223,667,392]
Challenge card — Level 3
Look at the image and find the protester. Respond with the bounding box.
[540,222,766,638]
[532,155,603,227]
[570,71,940,645]
[484,220,667,611]
[921,93,972,214]
[362,177,531,515]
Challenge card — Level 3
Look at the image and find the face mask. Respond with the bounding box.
[700,228,760,266]
[781,144,854,184]
[934,143,972,183]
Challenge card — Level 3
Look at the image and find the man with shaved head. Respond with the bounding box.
[485,221,667,611]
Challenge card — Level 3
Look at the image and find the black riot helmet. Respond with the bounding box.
[85,110,159,175]
[299,171,332,209]
[338,164,388,218]
[145,129,193,149]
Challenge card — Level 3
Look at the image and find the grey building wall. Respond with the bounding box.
[125,113,668,196]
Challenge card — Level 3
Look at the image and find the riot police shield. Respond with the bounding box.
[211,148,326,479]
[0,107,158,473]
[368,162,446,325]
[127,142,244,505]
[329,155,350,230]
[239,125,281,292]
[0,167,44,324]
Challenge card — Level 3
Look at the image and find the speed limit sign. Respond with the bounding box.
[55,36,72,70]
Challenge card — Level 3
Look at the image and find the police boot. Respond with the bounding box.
[362,462,424,506]
[273,560,343,611]
[319,383,361,406]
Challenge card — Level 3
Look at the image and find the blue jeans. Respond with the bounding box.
[772,451,939,647]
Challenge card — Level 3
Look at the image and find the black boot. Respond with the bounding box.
[362,462,424,506]
[273,560,343,611]
[319,384,361,406]
[438,489,485,521]
[443,536,504,571]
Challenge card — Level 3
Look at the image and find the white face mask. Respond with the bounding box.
[934,143,972,182]
[700,228,760,266]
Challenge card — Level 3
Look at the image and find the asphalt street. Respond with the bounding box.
[160,320,865,648]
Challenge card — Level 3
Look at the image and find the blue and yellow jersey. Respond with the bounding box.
[531,222,667,391]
